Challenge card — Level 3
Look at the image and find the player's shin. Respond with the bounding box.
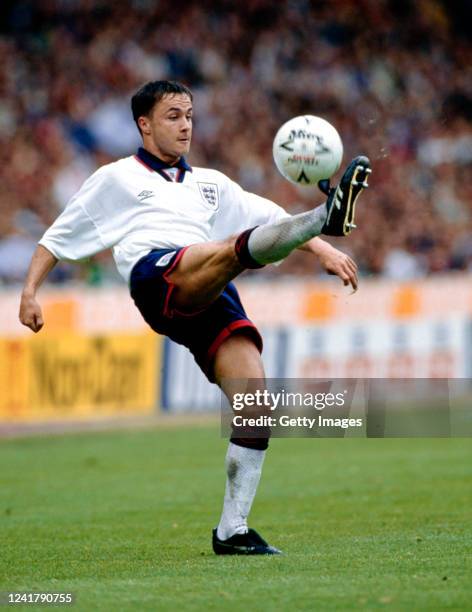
[216,440,267,541]
[237,204,327,267]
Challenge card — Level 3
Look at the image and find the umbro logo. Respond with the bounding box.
[137,190,154,201]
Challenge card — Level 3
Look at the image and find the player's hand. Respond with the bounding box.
[317,244,358,291]
[19,292,44,332]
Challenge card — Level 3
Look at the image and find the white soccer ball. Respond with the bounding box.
[272,115,343,185]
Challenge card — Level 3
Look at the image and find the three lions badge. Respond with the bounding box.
[198,182,219,210]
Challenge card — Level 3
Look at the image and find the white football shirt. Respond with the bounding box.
[39,153,290,283]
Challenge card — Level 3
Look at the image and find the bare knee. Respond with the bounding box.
[213,333,265,386]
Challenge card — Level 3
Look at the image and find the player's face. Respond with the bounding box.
[140,94,193,163]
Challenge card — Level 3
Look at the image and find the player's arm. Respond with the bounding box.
[298,237,358,291]
[18,168,118,332]
[19,245,58,332]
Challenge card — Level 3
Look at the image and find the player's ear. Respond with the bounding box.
[138,115,151,135]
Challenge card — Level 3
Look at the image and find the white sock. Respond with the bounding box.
[216,442,266,541]
[247,203,327,265]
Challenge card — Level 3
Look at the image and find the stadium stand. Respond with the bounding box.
[0,0,470,284]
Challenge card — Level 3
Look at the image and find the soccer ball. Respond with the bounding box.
[272,115,343,185]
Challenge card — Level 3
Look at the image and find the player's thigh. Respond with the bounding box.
[167,238,244,310]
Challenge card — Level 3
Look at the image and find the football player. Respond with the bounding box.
[19,80,370,555]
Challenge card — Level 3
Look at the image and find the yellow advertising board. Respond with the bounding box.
[0,338,29,420]
[0,332,161,422]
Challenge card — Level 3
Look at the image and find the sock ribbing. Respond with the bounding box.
[247,203,327,265]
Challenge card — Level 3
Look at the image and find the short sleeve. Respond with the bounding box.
[39,169,114,261]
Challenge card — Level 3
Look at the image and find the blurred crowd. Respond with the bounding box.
[0,0,471,285]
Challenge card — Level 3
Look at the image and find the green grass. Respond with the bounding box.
[1,427,471,610]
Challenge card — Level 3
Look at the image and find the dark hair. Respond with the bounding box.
[131,80,193,134]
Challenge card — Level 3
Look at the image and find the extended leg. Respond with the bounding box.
[167,203,328,313]
[167,156,371,312]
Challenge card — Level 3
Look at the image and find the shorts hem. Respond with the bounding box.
[202,320,263,382]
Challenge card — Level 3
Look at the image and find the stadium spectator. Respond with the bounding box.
[1,0,470,284]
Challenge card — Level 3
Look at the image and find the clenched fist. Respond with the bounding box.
[19,292,44,333]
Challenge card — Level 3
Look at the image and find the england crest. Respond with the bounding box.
[198,182,219,210]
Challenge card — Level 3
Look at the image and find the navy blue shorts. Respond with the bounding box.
[129,247,263,381]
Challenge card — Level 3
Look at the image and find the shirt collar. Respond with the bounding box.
[136,147,192,173]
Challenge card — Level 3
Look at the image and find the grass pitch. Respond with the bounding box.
[1,425,471,610]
